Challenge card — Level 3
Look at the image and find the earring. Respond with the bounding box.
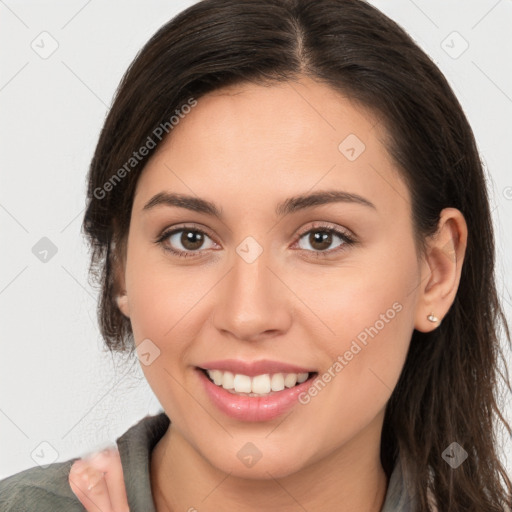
[427,312,439,323]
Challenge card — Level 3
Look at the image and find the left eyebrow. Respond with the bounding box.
[275,190,376,216]
[142,189,376,219]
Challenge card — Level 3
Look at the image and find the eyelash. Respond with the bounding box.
[154,222,357,259]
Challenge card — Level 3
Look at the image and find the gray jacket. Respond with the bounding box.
[0,412,417,511]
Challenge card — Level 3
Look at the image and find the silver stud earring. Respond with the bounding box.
[427,312,439,323]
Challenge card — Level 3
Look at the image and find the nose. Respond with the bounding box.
[212,246,292,342]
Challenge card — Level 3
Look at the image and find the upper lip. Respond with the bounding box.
[198,359,316,377]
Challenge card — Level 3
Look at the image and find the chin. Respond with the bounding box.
[203,440,312,480]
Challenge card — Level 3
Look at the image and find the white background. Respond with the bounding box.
[1,0,511,483]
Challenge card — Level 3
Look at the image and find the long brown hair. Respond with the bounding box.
[81,1,512,509]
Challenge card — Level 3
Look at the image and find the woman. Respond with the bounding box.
[1,0,511,511]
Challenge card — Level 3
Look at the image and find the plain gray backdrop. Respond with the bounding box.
[1,0,511,482]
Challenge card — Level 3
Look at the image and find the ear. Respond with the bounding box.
[112,235,130,319]
[414,207,468,333]
[116,293,130,319]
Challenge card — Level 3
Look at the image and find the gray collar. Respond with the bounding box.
[116,412,417,511]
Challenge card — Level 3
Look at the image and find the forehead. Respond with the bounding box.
[133,77,410,219]
[160,78,380,163]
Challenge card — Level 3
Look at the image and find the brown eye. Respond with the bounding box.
[295,226,355,256]
[307,231,333,251]
[158,227,216,256]
[179,230,205,250]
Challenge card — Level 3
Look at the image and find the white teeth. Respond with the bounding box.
[222,371,234,390]
[233,374,252,393]
[251,374,271,394]
[210,369,223,386]
[284,373,297,388]
[205,369,311,396]
[297,372,309,384]
[270,373,285,392]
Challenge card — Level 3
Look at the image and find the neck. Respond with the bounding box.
[150,422,388,512]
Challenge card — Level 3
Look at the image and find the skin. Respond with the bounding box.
[70,76,467,511]
[69,448,129,512]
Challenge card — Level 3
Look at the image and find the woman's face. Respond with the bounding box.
[119,77,424,478]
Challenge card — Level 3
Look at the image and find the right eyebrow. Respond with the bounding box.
[142,189,377,219]
[143,192,222,218]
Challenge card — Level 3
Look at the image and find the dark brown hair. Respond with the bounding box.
[82,0,512,509]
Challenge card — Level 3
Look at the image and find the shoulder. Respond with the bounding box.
[0,458,85,511]
[0,411,170,512]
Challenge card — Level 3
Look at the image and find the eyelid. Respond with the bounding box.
[293,221,355,243]
[154,223,219,257]
[290,222,357,257]
[158,222,218,242]
[156,221,357,257]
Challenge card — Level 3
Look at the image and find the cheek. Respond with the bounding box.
[125,241,211,343]
[297,237,418,417]
[293,292,414,458]
[314,278,414,400]
[124,247,217,416]
[297,234,418,351]
[124,247,206,422]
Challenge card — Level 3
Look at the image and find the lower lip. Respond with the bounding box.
[197,368,317,422]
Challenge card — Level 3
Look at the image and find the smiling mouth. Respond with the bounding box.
[198,367,318,397]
